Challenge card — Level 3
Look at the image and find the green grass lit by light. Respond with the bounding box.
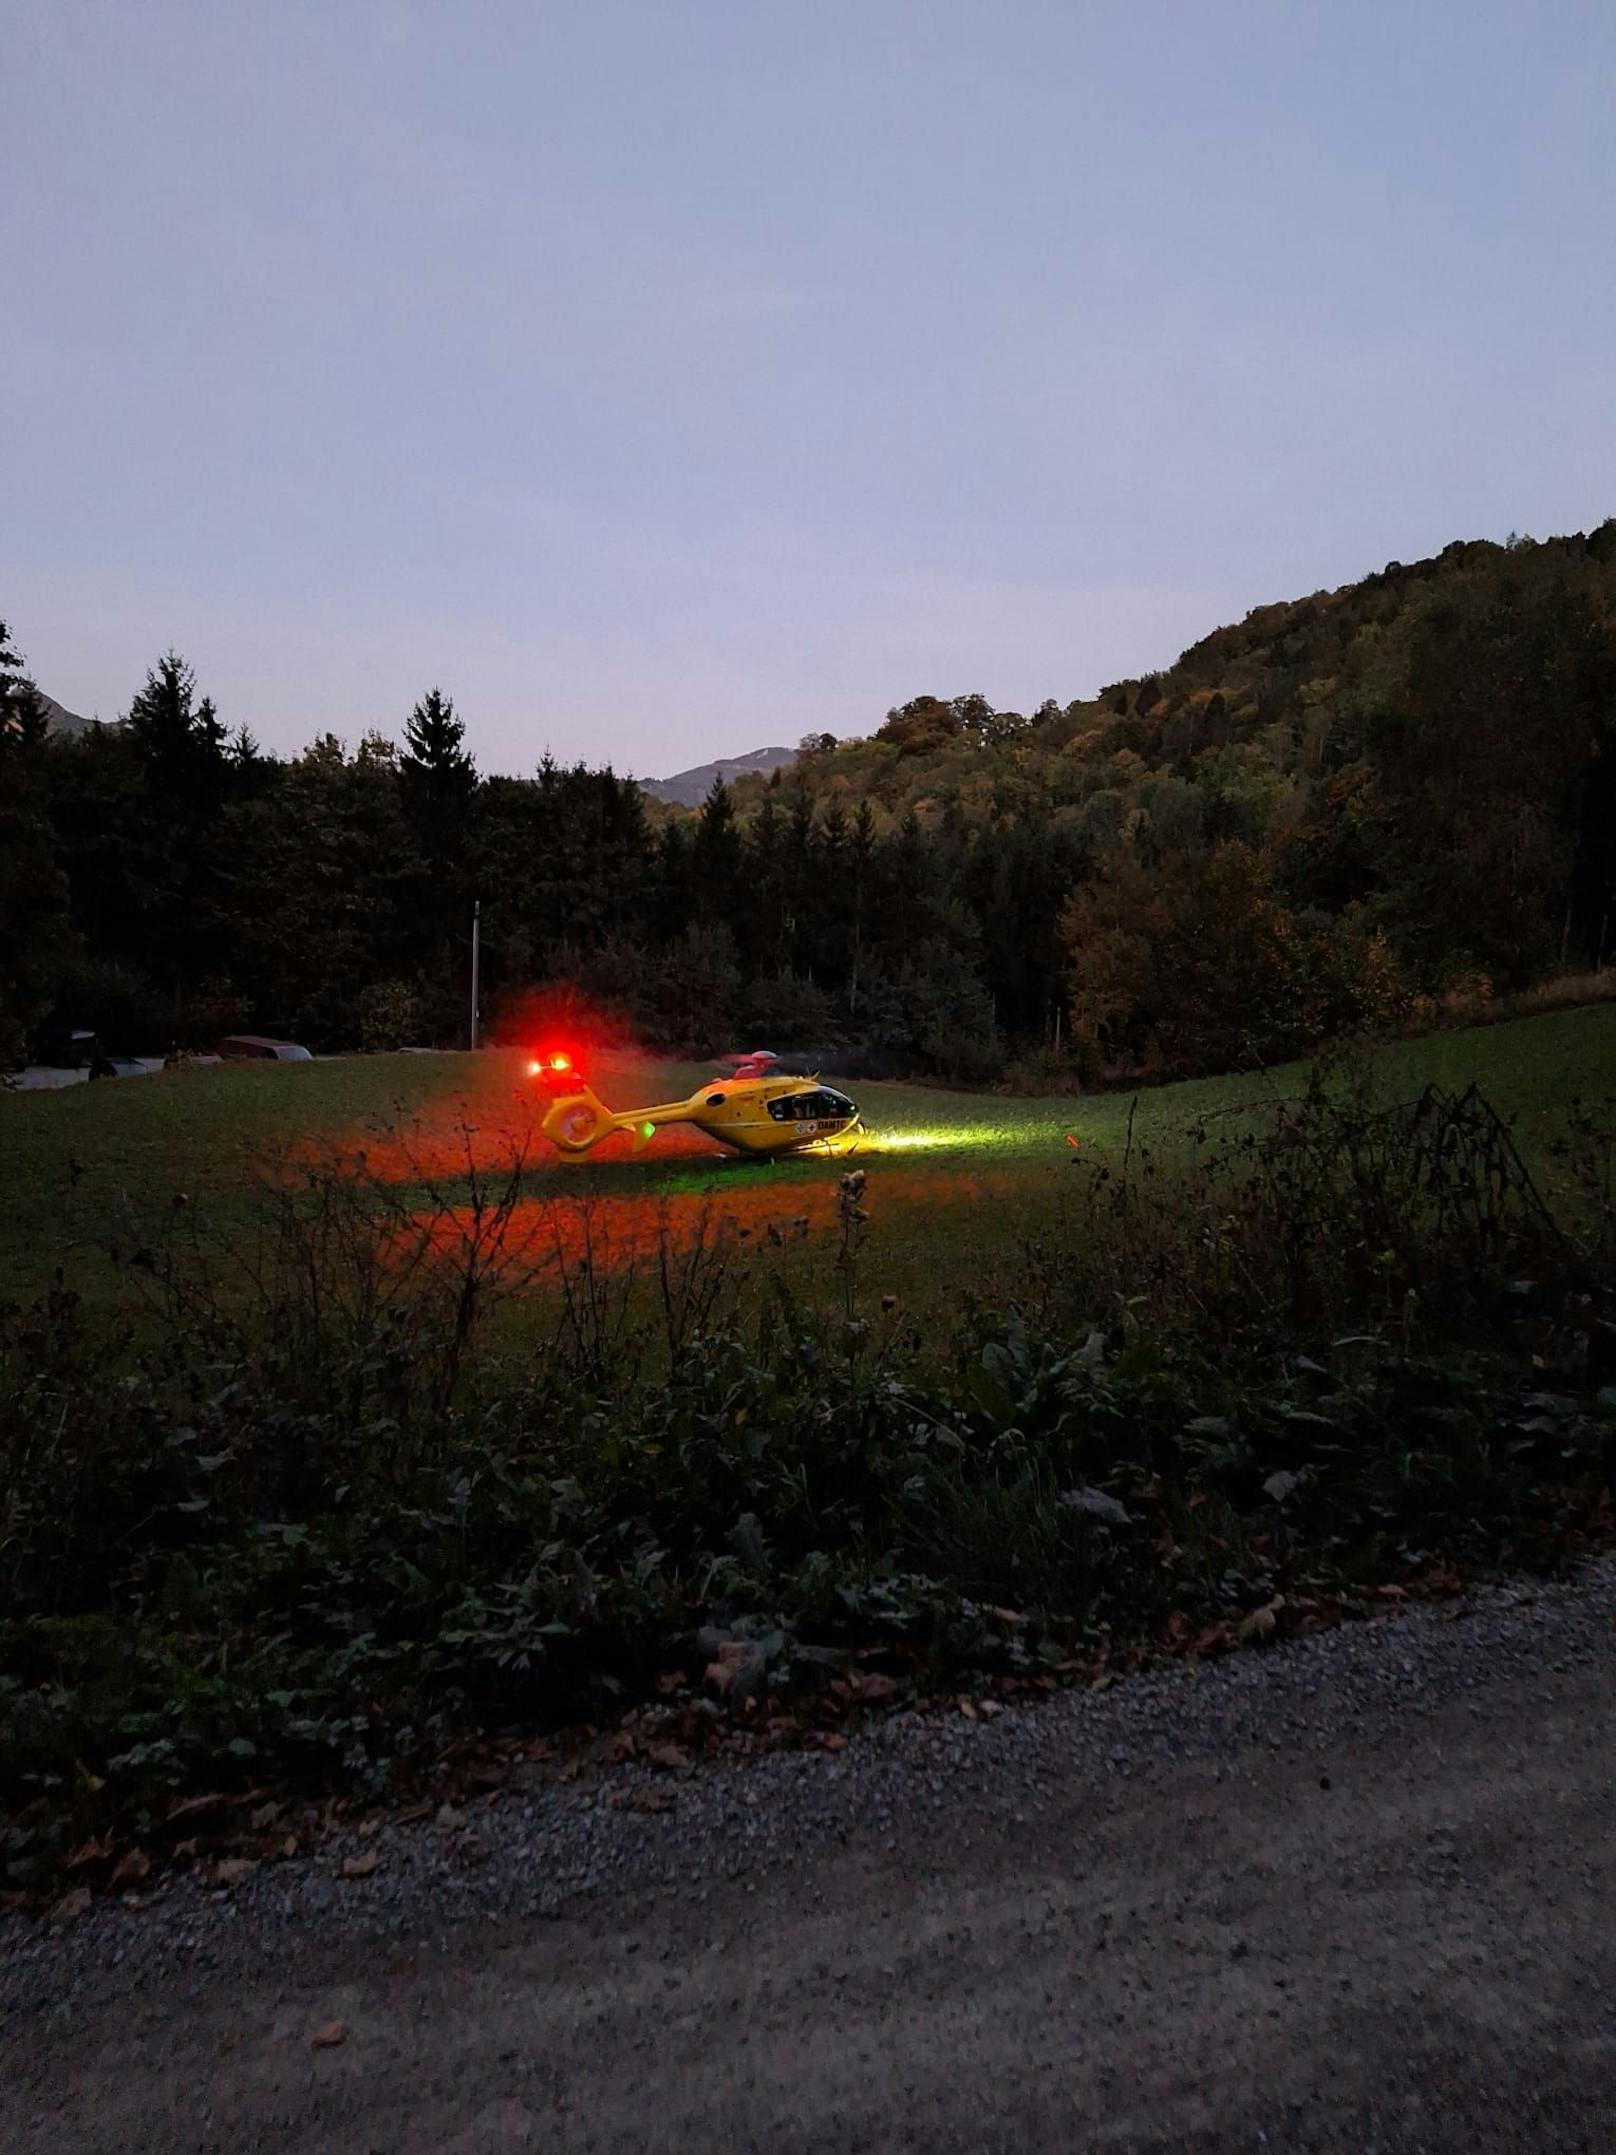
[4,1003,1616,1319]
[859,1124,1010,1153]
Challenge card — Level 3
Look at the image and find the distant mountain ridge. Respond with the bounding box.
[38,691,95,736]
[640,744,795,806]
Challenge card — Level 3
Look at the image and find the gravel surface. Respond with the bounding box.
[4,1561,1615,2151]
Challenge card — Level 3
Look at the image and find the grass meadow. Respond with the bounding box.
[4,1003,1616,1323]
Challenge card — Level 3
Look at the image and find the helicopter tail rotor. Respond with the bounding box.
[539,1084,617,1155]
[527,1052,617,1155]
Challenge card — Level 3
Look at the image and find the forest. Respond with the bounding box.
[5,522,1616,1084]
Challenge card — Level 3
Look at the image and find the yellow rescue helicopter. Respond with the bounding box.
[527,1049,862,1159]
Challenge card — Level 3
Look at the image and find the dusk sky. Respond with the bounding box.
[9,1,1615,777]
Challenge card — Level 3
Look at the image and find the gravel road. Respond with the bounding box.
[4,1563,1615,2152]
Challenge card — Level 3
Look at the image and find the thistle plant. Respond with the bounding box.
[836,1167,870,1329]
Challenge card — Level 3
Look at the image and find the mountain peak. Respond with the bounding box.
[640,744,796,807]
[38,691,96,736]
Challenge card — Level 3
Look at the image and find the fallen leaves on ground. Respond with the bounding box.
[309,2021,347,2049]
[205,1857,258,1889]
[166,1791,232,1825]
[851,1671,898,1705]
[340,1848,380,1879]
[704,1642,748,1695]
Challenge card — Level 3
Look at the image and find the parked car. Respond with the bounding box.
[216,1034,313,1063]
[24,1027,157,1081]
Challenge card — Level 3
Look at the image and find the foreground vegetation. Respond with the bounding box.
[4,1018,1616,1902]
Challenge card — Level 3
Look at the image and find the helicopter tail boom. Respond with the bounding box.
[539,1083,704,1156]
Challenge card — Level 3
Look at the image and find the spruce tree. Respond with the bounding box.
[398,688,478,1022]
[0,617,46,744]
[692,773,743,920]
[120,650,232,1030]
[0,621,75,1064]
[127,650,225,784]
[400,687,476,849]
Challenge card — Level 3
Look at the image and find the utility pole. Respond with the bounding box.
[470,899,481,1050]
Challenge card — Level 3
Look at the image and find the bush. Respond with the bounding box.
[1001,1044,1085,1095]
[174,975,252,1052]
[411,974,473,1050]
[739,969,836,1047]
[358,978,422,1052]
[857,943,1000,1081]
[640,924,742,1055]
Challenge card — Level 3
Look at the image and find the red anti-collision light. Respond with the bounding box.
[549,1053,572,1072]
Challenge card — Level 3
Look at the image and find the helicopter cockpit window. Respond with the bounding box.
[705,1093,726,1108]
[768,1088,853,1123]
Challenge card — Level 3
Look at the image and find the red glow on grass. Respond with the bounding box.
[406,1163,1019,1279]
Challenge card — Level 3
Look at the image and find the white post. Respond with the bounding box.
[470,899,481,1050]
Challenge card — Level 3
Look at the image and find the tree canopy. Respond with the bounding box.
[8,523,1616,1079]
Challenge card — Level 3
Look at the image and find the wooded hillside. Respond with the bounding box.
[5,523,1615,1080]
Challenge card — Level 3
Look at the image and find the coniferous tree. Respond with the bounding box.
[1,619,46,745]
[126,650,226,800]
[400,687,476,848]
[847,799,877,1017]
[120,650,233,1029]
[744,790,787,971]
[692,774,744,923]
[398,688,478,1028]
[783,781,818,974]
[0,621,76,1064]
